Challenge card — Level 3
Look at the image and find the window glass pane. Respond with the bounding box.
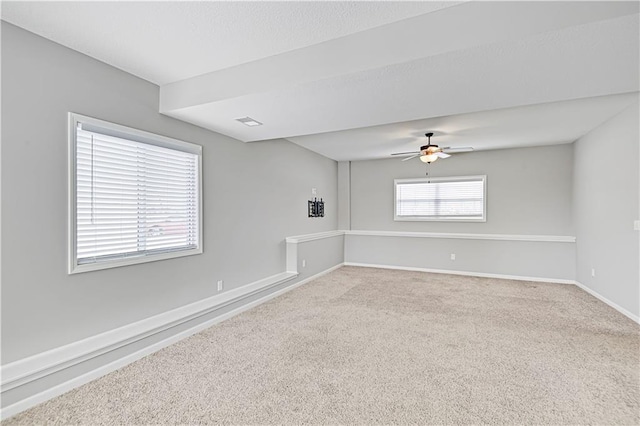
[395,177,485,220]
[73,117,201,270]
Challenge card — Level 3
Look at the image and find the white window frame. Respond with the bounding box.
[394,175,487,222]
[68,113,203,274]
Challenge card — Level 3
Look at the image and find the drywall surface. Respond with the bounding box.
[297,236,345,279]
[337,161,351,230]
[347,144,575,279]
[345,144,575,280]
[1,22,338,363]
[350,144,574,235]
[345,235,575,281]
[573,98,640,318]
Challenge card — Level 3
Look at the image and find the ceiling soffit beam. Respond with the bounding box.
[161,14,639,142]
[159,1,639,114]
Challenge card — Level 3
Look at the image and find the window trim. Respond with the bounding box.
[68,113,203,274]
[394,175,487,222]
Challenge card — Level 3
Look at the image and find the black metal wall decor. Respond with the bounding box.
[308,198,325,218]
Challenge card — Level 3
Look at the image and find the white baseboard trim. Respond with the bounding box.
[0,263,344,420]
[574,281,640,324]
[343,262,575,284]
[2,271,297,393]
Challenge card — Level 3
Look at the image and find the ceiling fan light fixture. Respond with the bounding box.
[420,154,438,163]
[391,131,472,163]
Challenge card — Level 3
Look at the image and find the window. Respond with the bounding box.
[69,113,202,273]
[394,176,486,222]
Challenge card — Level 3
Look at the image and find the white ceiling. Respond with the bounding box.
[288,93,639,161]
[2,1,639,161]
[0,1,459,85]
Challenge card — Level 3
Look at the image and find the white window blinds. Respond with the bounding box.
[70,114,202,272]
[395,176,486,221]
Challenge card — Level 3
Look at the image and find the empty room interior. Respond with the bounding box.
[1,1,639,424]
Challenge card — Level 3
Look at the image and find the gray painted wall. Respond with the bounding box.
[297,236,345,278]
[350,144,574,235]
[345,236,575,280]
[1,234,345,410]
[1,23,338,363]
[337,161,351,230]
[346,144,576,280]
[573,99,640,318]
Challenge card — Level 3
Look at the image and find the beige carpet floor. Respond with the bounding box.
[5,266,640,425]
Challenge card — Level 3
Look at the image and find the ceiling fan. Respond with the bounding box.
[391,132,473,163]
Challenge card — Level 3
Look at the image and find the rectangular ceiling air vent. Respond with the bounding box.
[236,117,263,127]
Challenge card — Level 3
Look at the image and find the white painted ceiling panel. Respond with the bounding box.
[164,14,639,145]
[1,1,460,85]
[160,1,638,112]
[3,1,638,161]
[288,93,639,161]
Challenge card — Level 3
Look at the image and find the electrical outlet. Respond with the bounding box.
[450,253,456,261]
[302,259,306,268]
[634,220,640,231]
[217,280,224,291]
[311,188,317,196]
[591,269,596,278]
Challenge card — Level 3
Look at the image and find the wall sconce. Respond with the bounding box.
[308,198,325,218]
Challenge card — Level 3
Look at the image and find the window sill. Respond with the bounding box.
[69,247,203,274]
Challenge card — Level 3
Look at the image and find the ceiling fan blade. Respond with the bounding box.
[391,151,420,156]
[435,152,451,159]
[441,147,474,153]
[401,154,420,162]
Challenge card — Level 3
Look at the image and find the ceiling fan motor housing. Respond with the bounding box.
[420,132,438,154]
[420,144,439,154]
